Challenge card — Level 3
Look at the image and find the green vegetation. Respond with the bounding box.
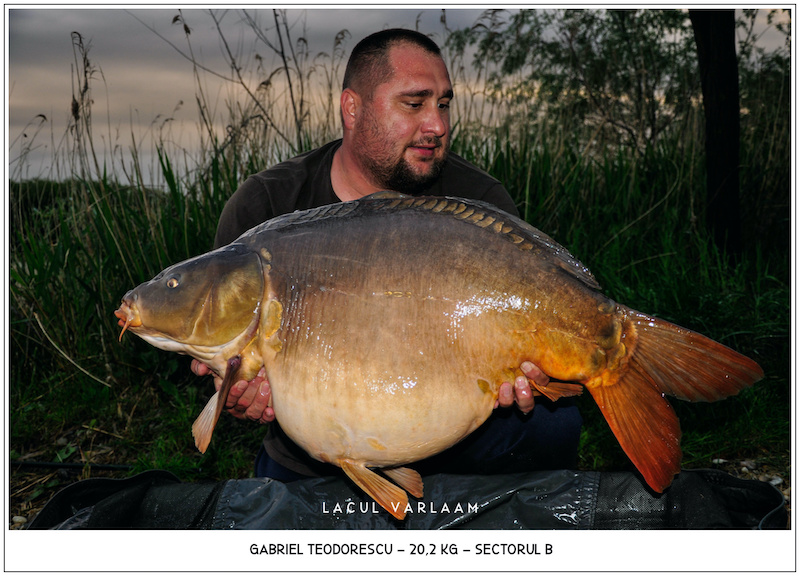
[9,9,790,493]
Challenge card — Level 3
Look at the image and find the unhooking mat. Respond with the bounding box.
[28,468,787,530]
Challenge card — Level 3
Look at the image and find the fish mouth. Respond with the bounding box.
[114,301,142,341]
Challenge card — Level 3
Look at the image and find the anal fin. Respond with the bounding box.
[339,459,409,520]
[383,466,424,499]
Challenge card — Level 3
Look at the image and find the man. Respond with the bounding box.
[193,28,582,481]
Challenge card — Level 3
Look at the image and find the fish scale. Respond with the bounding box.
[115,191,762,520]
[366,194,599,288]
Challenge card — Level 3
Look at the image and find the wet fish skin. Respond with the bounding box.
[115,193,763,520]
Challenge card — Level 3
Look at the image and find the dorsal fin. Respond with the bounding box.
[371,195,602,291]
[238,193,601,291]
[237,202,361,239]
[366,191,410,200]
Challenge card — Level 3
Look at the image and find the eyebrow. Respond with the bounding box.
[399,88,454,100]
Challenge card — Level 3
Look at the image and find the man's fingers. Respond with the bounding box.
[222,367,274,423]
[193,360,273,422]
[225,380,250,409]
[521,361,548,388]
[514,375,534,414]
[245,378,273,422]
[191,359,212,377]
[258,407,276,425]
[495,381,514,409]
[496,365,540,413]
[233,371,261,408]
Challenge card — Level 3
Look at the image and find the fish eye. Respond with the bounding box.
[166,277,180,289]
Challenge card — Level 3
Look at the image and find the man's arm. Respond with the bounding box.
[214,177,276,248]
[481,182,520,218]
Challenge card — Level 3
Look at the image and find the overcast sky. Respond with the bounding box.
[6,7,791,185]
[7,7,491,182]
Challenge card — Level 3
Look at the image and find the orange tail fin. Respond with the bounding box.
[587,307,763,492]
[623,309,763,402]
[588,374,682,492]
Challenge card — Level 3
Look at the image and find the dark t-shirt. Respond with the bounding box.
[213,139,519,477]
[214,139,517,247]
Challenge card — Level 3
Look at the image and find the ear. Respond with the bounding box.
[341,88,359,131]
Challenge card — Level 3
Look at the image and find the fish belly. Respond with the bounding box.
[267,292,502,468]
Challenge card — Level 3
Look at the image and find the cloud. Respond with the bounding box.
[10,7,788,184]
[8,7,487,182]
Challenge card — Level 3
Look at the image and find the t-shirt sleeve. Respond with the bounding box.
[213,176,276,249]
[437,153,520,218]
[480,181,519,218]
[212,142,339,249]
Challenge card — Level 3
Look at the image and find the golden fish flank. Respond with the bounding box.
[115,192,763,520]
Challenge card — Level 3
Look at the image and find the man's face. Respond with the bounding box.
[352,43,453,193]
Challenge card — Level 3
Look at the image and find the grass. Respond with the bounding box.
[8,9,791,523]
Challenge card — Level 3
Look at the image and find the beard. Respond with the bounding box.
[380,142,448,194]
[355,108,449,194]
[359,137,448,195]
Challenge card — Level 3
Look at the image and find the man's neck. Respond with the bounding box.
[330,145,383,202]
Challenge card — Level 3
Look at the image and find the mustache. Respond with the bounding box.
[411,136,444,148]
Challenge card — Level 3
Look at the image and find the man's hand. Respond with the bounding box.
[495,361,548,414]
[190,360,275,424]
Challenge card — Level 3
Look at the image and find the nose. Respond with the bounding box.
[421,103,448,138]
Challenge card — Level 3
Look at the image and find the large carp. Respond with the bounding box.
[115,193,762,520]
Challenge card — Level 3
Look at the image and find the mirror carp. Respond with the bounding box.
[115,193,763,520]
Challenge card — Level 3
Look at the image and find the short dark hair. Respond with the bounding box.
[342,29,442,98]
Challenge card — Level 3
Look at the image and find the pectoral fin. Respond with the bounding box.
[191,390,220,453]
[339,459,409,520]
[191,355,242,453]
